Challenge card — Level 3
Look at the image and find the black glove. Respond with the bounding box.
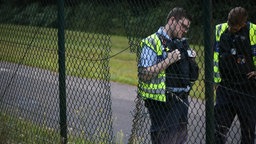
[165,39,187,59]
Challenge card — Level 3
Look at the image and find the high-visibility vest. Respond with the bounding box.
[138,33,166,102]
[213,22,256,83]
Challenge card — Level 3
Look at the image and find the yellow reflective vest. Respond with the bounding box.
[213,22,256,83]
[138,33,167,102]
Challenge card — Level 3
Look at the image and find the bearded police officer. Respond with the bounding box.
[138,7,199,144]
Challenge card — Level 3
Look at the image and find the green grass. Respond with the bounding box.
[0,24,138,85]
[110,35,137,85]
[0,113,61,143]
[0,112,111,143]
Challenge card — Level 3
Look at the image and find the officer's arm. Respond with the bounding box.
[139,49,181,81]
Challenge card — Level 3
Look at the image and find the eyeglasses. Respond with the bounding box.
[228,21,246,32]
[181,23,189,31]
[177,20,190,32]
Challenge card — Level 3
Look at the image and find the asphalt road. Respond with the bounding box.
[110,82,136,143]
[0,62,243,144]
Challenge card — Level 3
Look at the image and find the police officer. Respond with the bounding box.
[138,7,198,144]
[213,7,256,144]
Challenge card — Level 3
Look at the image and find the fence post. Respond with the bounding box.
[203,0,214,143]
[57,0,67,143]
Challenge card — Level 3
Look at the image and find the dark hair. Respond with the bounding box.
[166,7,192,23]
[228,7,248,26]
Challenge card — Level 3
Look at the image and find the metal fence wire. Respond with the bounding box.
[0,0,256,144]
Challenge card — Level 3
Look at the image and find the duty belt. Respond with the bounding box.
[166,90,189,107]
[166,90,188,99]
[166,85,191,93]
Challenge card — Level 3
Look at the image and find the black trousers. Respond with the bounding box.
[145,92,189,144]
[214,84,256,144]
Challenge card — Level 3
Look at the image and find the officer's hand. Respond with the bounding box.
[167,49,181,64]
[187,49,197,58]
[247,71,256,79]
[214,83,219,90]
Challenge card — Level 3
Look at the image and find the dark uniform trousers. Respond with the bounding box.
[145,91,189,144]
[214,82,256,144]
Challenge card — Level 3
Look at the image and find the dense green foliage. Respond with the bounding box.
[0,0,255,41]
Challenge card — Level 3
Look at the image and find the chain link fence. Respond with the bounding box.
[0,0,256,144]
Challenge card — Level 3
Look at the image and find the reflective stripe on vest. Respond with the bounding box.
[249,23,256,66]
[138,33,166,102]
[213,22,256,83]
[213,23,228,83]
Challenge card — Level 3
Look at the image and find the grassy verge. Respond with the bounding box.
[0,24,138,86]
[110,35,137,85]
[0,112,124,143]
[0,113,62,143]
